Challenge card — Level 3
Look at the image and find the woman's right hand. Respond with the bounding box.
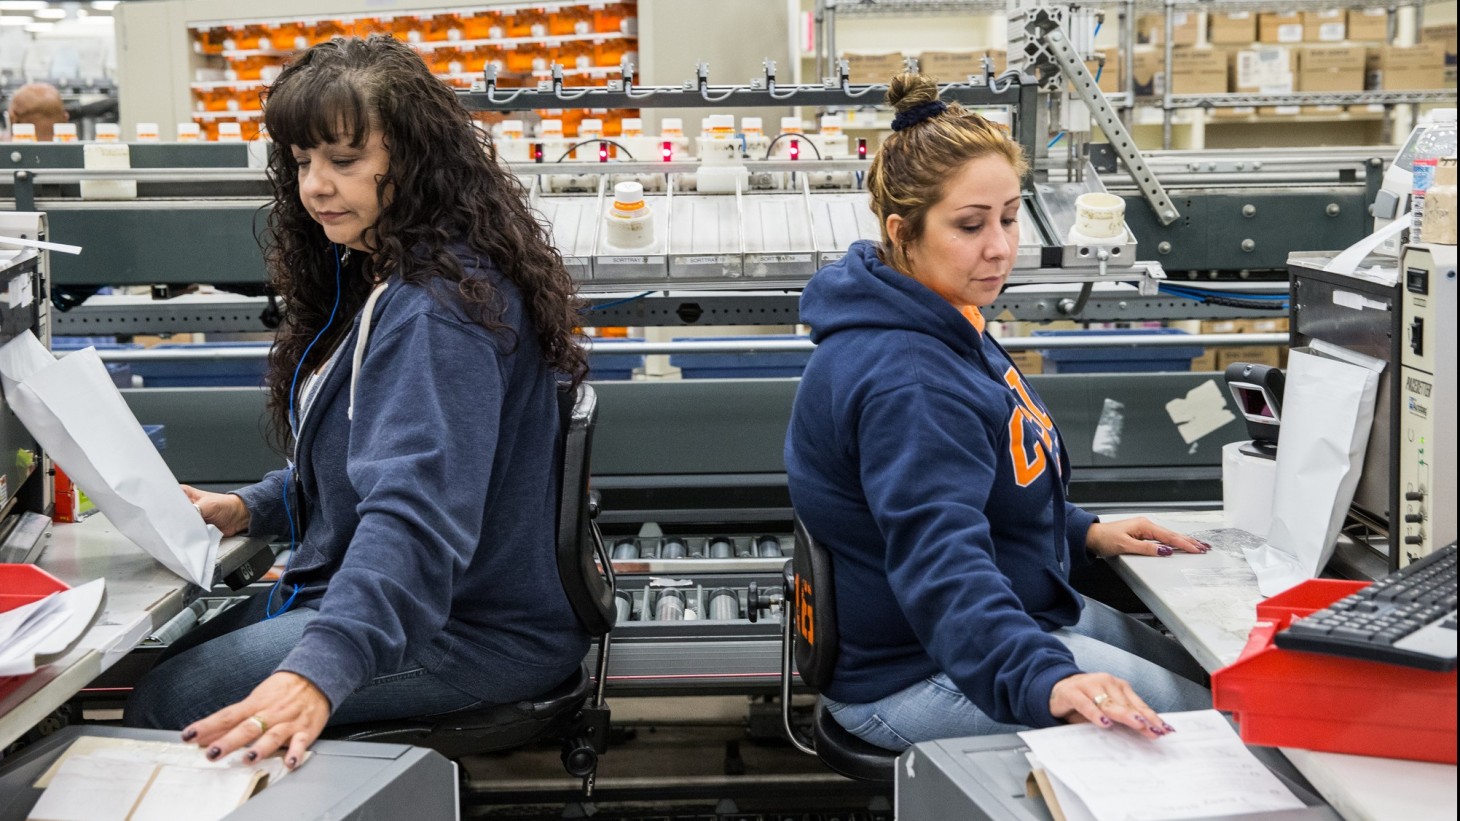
[182,484,251,537]
[1050,672,1173,739]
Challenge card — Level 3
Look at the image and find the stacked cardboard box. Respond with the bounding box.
[918,50,984,80]
[1258,12,1305,44]
[1299,44,1366,114]
[1422,23,1457,68]
[1190,318,1290,372]
[1210,12,1258,45]
[1221,45,1296,117]
[1346,8,1390,41]
[1302,9,1347,42]
[842,52,906,84]
[1366,43,1446,90]
[1136,12,1200,45]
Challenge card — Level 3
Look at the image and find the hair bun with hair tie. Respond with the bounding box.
[891,100,948,132]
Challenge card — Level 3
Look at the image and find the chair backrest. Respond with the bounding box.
[555,382,615,638]
[791,515,839,691]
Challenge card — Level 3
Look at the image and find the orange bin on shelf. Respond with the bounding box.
[1212,579,1457,764]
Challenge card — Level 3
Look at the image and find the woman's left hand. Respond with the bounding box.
[1086,518,1210,559]
[180,671,330,769]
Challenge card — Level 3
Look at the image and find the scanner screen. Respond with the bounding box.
[1233,384,1277,422]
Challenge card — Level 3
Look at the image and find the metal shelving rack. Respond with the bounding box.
[1138,0,1442,148]
[815,0,1448,149]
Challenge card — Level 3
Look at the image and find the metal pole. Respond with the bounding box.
[1121,0,1136,131]
[1162,0,1175,149]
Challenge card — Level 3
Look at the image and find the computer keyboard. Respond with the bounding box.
[1274,543,1457,672]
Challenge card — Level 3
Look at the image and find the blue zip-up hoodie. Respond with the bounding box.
[785,240,1100,729]
[235,250,589,712]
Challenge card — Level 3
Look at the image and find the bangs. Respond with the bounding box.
[264,67,371,150]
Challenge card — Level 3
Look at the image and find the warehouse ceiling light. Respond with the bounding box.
[0,14,32,24]
[90,0,117,8]
[0,0,49,10]
[33,7,66,18]
[23,20,53,31]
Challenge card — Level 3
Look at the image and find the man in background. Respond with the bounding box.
[6,82,68,141]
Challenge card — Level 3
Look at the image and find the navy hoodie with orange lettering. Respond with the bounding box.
[785,240,1099,729]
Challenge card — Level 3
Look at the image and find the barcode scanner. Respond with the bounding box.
[1224,362,1285,460]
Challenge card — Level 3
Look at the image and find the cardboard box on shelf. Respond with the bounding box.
[1170,47,1230,95]
[1423,23,1458,67]
[1137,12,1200,45]
[1299,45,1366,92]
[842,52,906,84]
[1218,345,1285,369]
[1346,8,1389,42]
[1219,45,1294,117]
[1210,12,1257,45]
[1302,10,1347,43]
[919,50,983,80]
[1366,43,1446,90]
[1258,12,1305,44]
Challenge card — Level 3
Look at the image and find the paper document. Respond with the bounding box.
[29,735,297,821]
[0,331,220,587]
[1017,710,1305,821]
[0,580,104,676]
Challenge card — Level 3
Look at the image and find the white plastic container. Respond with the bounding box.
[217,122,244,142]
[176,123,202,143]
[1069,192,1127,242]
[621,118,643,137]
[135,123,160,143]
[10,124,35,142]
[603,181,655,249]
[94,124,121,143]
[580,118,604,139]
[81,143,137,200]
[815,114,848,157]
[53,123,78,143]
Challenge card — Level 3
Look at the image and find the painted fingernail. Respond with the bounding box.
[286,756,298,768]
[1157,544,1174,557]
[245,750,258,763]
[206,747,221,760]
[1163,723,1177,733]
[1199,540,1213,549]
[1099,716,1113,727]
[181,729,197,741]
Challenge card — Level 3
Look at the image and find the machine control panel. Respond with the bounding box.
[1397,244,1457,566]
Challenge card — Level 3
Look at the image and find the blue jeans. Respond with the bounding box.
[124,589,485,731]
[824,597,1212,751]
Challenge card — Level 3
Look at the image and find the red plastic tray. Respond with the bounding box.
[1212,578,1457,764]
[0,564,70,614]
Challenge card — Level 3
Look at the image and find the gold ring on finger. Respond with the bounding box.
[247,715,268,735]
[1092,693,1110,707]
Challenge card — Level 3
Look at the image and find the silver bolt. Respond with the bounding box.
[1158,241,1172,254]
[1118,301,1128,310]
[1236,162,1247,171]
[1241,239,1256,252]
[1162,209,1176,220]
[1326,203,1340,217]
[8,151,20,163]
[1242,204,1257,218]
[1253,161,1263,170]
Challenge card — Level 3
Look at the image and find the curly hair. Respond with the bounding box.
[260,35,586,449]
[867,73,1029,275]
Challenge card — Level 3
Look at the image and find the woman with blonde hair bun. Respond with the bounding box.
[785,73,1212,750]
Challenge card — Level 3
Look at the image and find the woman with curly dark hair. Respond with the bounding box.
[124,35,591,769]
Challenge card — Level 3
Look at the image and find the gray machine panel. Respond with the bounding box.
[895,734,1337,821]
[0,726,457,821]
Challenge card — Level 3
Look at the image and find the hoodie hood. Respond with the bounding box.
[801,240,987,359]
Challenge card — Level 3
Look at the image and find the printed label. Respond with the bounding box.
[748,253,812,264]
[678,255,736,266]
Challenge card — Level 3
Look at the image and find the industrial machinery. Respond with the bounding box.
[0,7,1399,697]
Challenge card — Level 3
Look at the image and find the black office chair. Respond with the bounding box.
[750,515,897,783]
[325,382,617,793]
